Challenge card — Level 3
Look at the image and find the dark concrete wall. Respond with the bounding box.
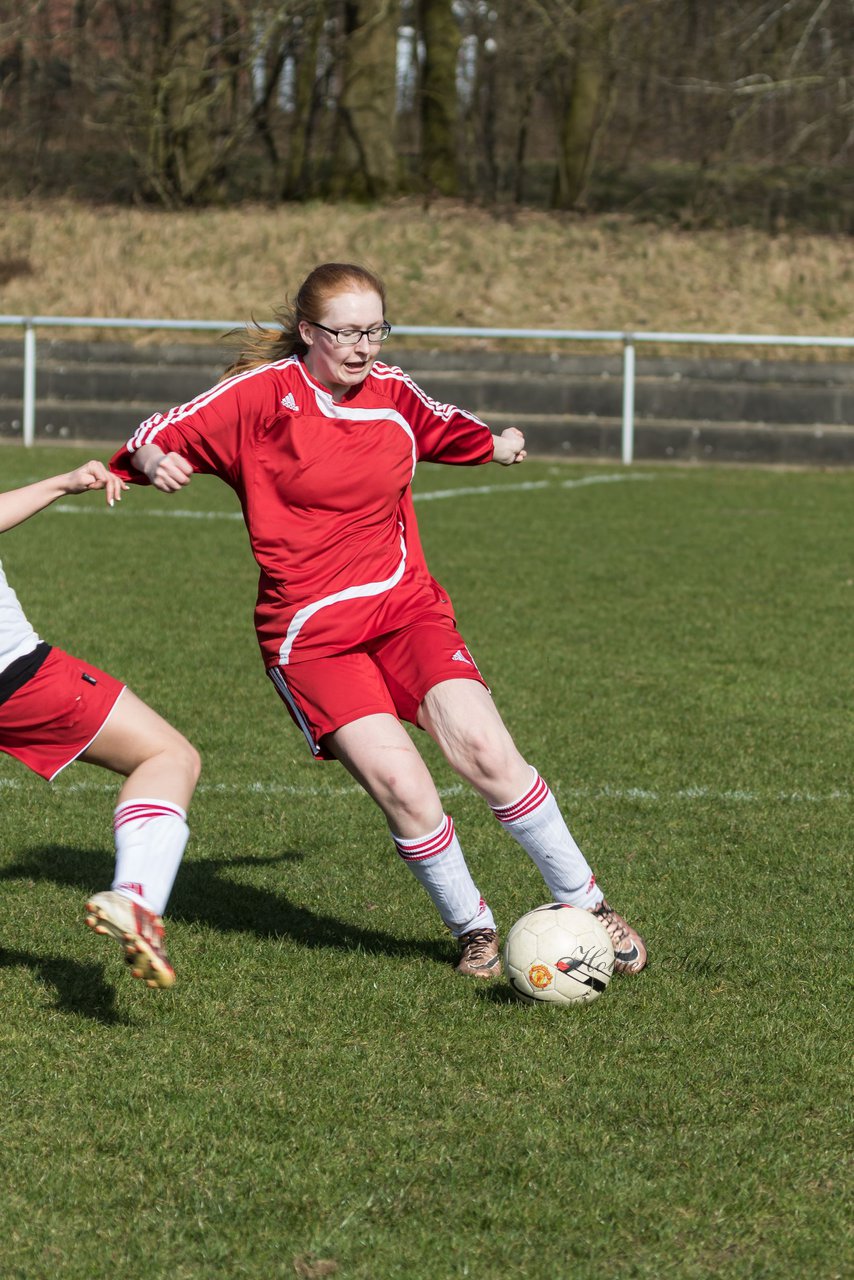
[1,338,852,465]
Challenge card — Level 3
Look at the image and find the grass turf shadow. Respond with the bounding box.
[3,843,454,967]
[0,945,128,1024]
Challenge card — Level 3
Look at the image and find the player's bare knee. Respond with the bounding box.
[161,733,201,788]
[177,737,202,787]
[377,769,435,830]
[450,728,510,787]
[183,739,202,787]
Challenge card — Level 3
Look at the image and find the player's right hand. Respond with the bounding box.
[492,427,527,466]
[144,450,194,492]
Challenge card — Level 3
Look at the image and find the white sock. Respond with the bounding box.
[491,768,604,910]
[391,814,495,937]
[112,798,189,917]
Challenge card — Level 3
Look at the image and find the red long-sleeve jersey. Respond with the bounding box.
[110,356,494,668]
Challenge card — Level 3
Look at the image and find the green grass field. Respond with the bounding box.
[0,446,851,1279]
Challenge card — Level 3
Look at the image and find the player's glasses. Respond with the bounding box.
[310,321,392,345]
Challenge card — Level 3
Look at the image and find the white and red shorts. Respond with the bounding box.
[0,647,125,781]
[268,615,488,759]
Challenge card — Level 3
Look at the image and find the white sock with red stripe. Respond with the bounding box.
[391,814,496,937]
[491,768,603,910]
[112,798,189,917]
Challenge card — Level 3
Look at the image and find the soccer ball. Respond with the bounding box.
[503,904,615,1005]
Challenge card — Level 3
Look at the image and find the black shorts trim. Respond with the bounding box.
[0,642,52,706]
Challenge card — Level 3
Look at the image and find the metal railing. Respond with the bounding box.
[2,313,853,463]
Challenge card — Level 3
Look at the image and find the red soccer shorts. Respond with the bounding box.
[267,616,489,759]
[0,647,125,781]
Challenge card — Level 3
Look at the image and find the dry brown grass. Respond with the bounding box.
[0,198,851,357]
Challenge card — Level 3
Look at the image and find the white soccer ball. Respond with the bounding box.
[503,904,615,1005]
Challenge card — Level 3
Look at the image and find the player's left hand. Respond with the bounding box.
[492,428,527,466]
[65,461,129,506]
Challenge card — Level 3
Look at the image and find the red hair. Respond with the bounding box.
[222,262,386,378]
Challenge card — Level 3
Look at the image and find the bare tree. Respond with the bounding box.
[1,0,850,220]
[281,2,328,198]
[146,0,237,206]
[552,0,613,209]
[328,0,400,197]
[418,0,460,195]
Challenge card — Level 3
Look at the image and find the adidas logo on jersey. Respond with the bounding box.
[280,393,299,411]
[452,649,472,666]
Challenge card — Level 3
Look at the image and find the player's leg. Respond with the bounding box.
[80,687,199,810]
[326,713,499,977]
[418,679,600,905]
[419,679,647,974]
[80,688,201,988]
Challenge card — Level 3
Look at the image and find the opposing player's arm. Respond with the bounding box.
[492,428,527,466]
[0,461,127,534]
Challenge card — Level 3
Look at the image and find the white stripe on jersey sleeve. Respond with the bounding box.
[126,356,300,453]
[368,360,490,428]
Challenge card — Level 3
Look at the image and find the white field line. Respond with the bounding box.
[25,474,844,807]
[24,472,845,804]
[413,472,655,502]
[53,503,244,520]
[51,470,655,520]
[0,776,850,804]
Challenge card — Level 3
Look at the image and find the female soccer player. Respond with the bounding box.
[0,461,200,988]
[110,262,646,979]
